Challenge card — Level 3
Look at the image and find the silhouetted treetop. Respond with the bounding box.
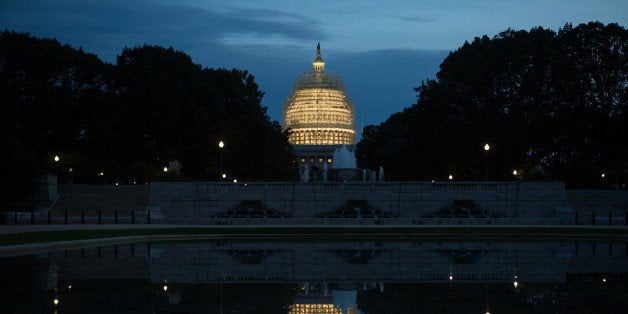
[1,32,295,207]
[357,22,627,189]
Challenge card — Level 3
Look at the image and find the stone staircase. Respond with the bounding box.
[52,184,150,215]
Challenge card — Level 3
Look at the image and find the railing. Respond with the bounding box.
[1,210,151,225]
[6,210,625,226]
[151,181,525,194]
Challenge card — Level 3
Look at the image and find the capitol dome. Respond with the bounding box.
[282,43,356,145]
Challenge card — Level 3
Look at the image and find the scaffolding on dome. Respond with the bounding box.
[290,71,348,90]
[282,44,357,146]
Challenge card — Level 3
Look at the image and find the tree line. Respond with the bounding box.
[0,31,296,204]
[1,21,625,208]
[357,22,627,189]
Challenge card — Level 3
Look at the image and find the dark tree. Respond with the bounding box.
[1,33,295,209]
[357,22,627,188]
[0,30,112,205]
[112,45,295,182]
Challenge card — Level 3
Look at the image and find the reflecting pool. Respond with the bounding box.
[2,239,627,313]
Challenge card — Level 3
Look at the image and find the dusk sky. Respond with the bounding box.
[1,0,626,132]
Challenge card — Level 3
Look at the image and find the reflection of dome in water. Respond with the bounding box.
[332,290,360,314]
[283,43,356,145]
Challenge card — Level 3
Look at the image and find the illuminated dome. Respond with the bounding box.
[283,43,356,145]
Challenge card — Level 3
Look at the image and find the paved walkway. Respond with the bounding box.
[1,223,626,258]
[0,224,195,234]
[1,223,627,235]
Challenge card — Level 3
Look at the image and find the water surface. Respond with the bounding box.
[2,239,627,313]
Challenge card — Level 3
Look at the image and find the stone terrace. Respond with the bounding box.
[53,184,149,215]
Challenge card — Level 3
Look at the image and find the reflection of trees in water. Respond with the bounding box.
[520,274,628,313]
[0,256,51,313]
[357,278,628,313]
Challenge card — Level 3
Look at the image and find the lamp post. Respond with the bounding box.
[52,155,61,180]
[218,140,224,181]
[484,144,490,182]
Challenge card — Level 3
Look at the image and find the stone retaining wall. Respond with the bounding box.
[18,181,622,226]
[147,181,572,224]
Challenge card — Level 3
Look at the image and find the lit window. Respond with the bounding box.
[318,158,323,163]
[327,158,332,163]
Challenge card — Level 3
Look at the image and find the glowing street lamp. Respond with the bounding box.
[218,140,225,181]
[163,166,168,173]
[52,155,61,178]
[484,143,490,181]
[513,169,518,176]
[448,174,453,180]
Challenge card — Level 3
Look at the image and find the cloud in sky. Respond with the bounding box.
[1,0,327,61]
